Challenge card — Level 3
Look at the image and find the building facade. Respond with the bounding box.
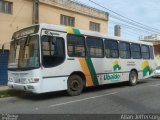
[0,0,108,85]
[0,0,109,46]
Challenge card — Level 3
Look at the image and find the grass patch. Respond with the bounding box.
[0,90,23,98]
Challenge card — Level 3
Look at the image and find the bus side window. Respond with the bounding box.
[119,42,131,59]
[67,34,85,57]
[86,37,104,58]
[104,39,119,58]
[149,46,154,59]
[141,45,150,59]
[41,35,65,67]
[131,43,141,59]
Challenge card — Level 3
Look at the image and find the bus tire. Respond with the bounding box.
[67,75,84,96]
[129,71,138,86]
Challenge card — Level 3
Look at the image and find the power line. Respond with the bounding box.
[71,0,159,36]
[109,24,143,36]
[110,27,139,37]
[110,20,153,34]
[110,15,159,34]
[109,21,152,38]
[89,0,160,33]
[70,0,159,39]
[89,0,160,31]
[56,0,157,38]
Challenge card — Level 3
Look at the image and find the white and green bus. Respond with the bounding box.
[8,23,155,96]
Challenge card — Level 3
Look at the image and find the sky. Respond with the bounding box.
[75,0,160,40]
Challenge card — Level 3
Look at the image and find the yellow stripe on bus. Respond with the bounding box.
[79,58,93,87]
[66,27,74,34]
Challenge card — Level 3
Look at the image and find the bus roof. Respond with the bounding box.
[39,23,153,46]
[14,23,153,46]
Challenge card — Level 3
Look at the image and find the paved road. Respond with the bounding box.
[0,78,160,114]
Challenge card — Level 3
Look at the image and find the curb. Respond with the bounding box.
[0,86,9,98]
[0,86,8,91]
[0,89,23,98]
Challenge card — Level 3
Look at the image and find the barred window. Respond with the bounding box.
[60,14,75,27]
[0,0,13,14]
[90,21,100,32]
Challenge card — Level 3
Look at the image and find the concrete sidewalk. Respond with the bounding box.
[0,86,8,91]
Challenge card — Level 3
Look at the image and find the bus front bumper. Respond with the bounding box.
[8,82,41,93]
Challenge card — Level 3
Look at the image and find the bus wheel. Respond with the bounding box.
[129,71,138,86]
[67,75,83,96]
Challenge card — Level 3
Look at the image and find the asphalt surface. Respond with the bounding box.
[0,78,160,114]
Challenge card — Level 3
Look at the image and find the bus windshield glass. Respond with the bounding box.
[8,35,40,70]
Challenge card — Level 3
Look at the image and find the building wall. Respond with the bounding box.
[39,3,108,33]
[0,0,108,45]
[0,0,32,45]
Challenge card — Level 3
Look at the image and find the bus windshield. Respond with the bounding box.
[8,35,40,70]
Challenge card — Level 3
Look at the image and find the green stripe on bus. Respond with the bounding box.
[72,28,98,86]
[73,28,81,35]
[85,57,99,86]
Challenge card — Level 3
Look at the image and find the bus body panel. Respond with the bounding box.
[41,77,68,93]
[8,23,156,94]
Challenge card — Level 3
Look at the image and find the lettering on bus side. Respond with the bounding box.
[104,73,121,81]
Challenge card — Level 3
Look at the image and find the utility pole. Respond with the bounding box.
[32,0,39,24]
